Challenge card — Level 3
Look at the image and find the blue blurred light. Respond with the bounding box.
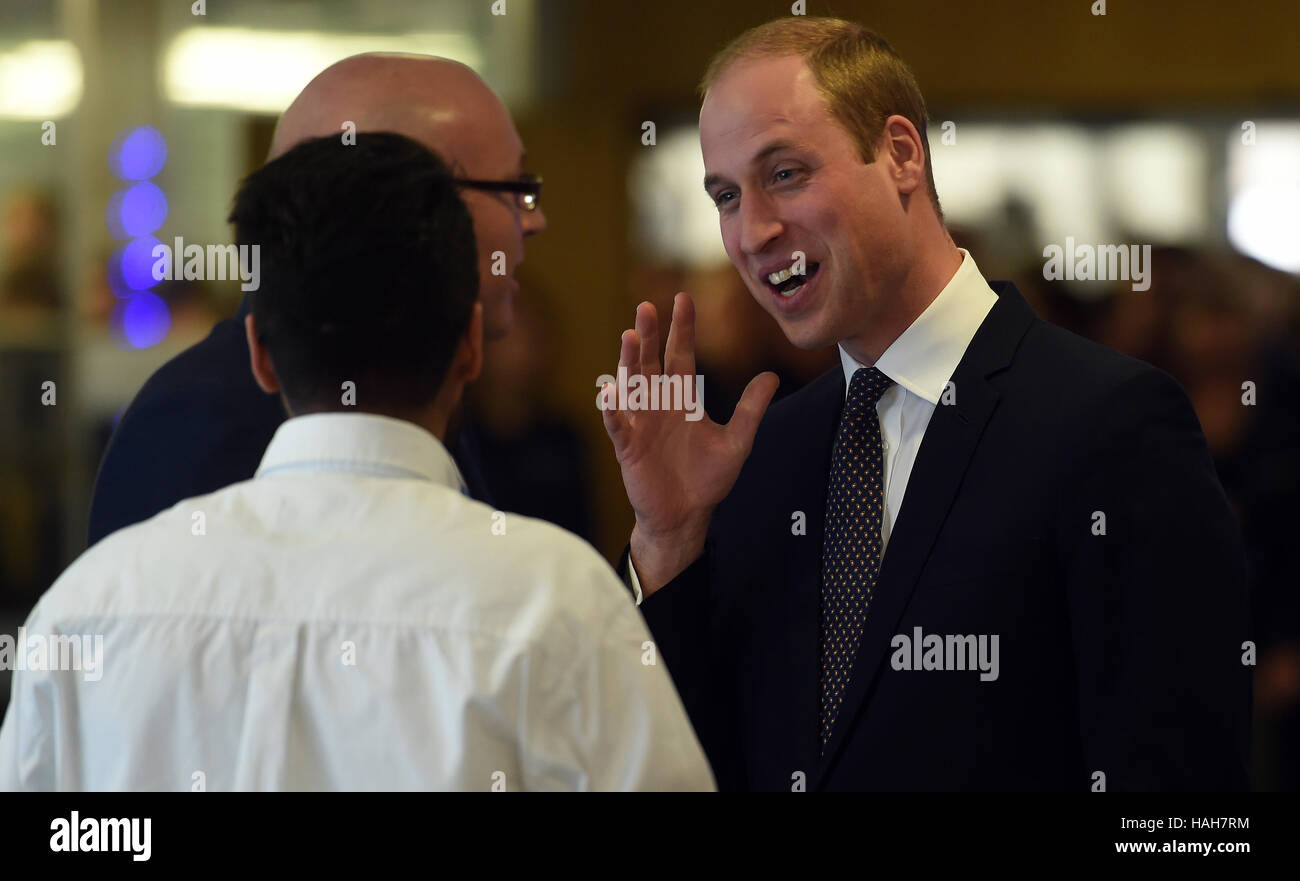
[106,248,134,298]
[120,235,163,291]
[105,190,126,239]
[117,182,167,236]
[120,291,171,349]
[109,126,167,181]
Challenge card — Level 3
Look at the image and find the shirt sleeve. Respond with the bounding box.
[0,621,58,792]
[519,563,715,792]
[0,684,21,791]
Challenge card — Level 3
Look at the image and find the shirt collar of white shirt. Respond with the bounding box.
[838,248,997,404]
[255,411,468,493]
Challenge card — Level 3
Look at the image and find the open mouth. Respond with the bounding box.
[766,261,821,297]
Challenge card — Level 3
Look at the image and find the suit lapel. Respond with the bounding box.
[748,366,844,787]
[814,281,1038,786]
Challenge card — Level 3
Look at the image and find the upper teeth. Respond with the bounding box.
[768,263,804,285]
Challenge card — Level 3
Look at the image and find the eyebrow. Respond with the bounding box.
[702,139,805,194]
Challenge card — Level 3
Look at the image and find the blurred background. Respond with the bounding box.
[0,0,1296,789]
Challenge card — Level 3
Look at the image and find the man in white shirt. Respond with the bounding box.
[0,132,714,792]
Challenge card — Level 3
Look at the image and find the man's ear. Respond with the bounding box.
[244,314,281,394]
[456,302,484,384]
[880,113,925,197]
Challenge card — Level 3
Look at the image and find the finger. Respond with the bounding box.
[726,371,780,453]
[635,302,661,377]
[663,292,697,378]
[600,382,633,448]
[619,328,640,382]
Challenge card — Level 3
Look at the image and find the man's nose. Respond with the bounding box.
[522,205,547,237]
[738,192,781,256]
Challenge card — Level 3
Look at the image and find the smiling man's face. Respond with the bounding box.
[701,54,912,352]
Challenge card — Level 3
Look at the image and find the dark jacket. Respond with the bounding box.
[638,281,1252,791]
[89,300,493,547]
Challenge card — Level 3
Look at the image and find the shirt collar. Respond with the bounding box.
[838,248,998,405]
[256,411,467,493]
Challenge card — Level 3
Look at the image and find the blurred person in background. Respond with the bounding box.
[468,287,594,540]
[1155,251,1300,792]
[87,52,547,546]
[76,273,221,479]
[0,189,64,612]
[0,188,60,318]
[0,133,713,792]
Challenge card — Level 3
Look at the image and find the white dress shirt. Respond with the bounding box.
[631,248,997,602]
[0,412,715,791]
[844,248,998,554]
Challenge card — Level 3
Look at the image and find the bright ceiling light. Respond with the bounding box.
[1228,185,1300,274]
[0,40,83,119]
[631,126,729,269]
[162,27,481,113]
[1227,123,1300,274]
[1104,124,1209,243]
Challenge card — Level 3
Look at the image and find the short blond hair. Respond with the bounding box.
[700,17,942,220]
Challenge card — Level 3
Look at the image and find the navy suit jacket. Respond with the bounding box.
[88,299,494,547]
[638,281,1252,791]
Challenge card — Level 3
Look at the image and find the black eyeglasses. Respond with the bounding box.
[454,173,542,212]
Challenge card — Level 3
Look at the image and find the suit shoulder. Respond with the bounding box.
[1016,318,1174,398]
[1008,319,1203,459]
[107,318,276,455]
[124,318,247,406]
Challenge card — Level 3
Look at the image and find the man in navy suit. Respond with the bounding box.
[601,17,1250,790]
[88,53,546,545]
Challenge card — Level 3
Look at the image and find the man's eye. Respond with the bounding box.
[773,167,799,183]
[714,191,737,208]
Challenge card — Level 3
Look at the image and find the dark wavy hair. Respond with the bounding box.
[229,131,478,414]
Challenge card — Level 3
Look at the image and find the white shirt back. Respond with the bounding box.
[0,413,715,792]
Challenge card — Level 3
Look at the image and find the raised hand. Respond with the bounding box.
[601,293,779,597]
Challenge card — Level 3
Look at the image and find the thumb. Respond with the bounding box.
[726,371,780,453]
[600,383,633,450]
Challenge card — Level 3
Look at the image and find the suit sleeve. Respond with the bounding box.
[1060,367,1252,791]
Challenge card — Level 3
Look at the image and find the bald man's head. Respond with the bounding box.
[271,55,497,163]
[268,53,546,338]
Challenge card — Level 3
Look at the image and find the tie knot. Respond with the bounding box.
[846,366,894,413]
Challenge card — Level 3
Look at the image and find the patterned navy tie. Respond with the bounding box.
[820,366,894,751]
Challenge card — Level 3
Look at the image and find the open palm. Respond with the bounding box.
[601,293,779,594]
